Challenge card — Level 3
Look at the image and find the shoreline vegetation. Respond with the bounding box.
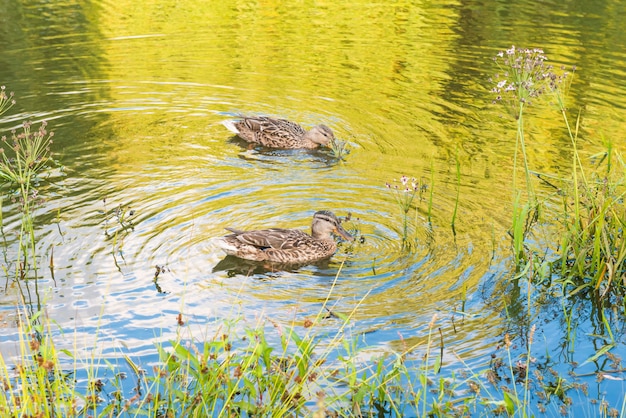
[2,48,626,417]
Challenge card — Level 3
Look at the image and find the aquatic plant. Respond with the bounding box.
[490,46,570,192]
[0,89,54,285]
[491,47,626,298]
[0,120,54,186]
[490,46,574,264]
[385,175,420,251]
[3,295,607,417]
[492,46,542,215]
[490,49,626,407]
[554,140,626,299]
[329,136,350,160]
[490,46,572,118]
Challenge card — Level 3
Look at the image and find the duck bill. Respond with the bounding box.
[335,225,354,241]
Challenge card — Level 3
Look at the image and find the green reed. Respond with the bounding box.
[0,306,77,417]
[555,139,626,298]
[428,160,435,222]
[541,70,626,298]
[451,150,461,235]
[510,195,539,264]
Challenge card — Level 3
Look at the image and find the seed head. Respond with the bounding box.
[490,45,574,118]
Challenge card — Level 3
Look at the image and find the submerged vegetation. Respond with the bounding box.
[1,43,626,417]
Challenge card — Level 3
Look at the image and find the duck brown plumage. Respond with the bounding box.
[222,116,335,149]
[217,210,353,263]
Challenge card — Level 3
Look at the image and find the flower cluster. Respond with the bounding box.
[489,46,575,118]
[385,175,419,214]
[0,85,16,116]
[386,175,422,251]
[0,120,54,187]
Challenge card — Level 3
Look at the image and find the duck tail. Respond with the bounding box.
[214,236,239,255]
[221,119,240,134]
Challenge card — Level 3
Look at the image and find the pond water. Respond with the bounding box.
[1,0,626,414]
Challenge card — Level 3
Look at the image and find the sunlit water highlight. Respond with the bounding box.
[1,0,626,413]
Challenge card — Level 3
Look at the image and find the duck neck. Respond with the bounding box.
[311,230,331,240]
[301,132,317,147]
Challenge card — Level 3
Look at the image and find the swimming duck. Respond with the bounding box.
[222,116,335,149]
[217,210,353,263]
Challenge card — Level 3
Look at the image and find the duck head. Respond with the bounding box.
[305,124,335,147]
[311,210,354,241]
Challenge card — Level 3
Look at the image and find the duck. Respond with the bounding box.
[217,210,353,263]
[222,116,335,149]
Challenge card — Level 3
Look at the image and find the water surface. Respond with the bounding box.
[1,0,626,413]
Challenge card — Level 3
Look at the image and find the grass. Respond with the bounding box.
[1,276,439,417]
[0,299,534,417]
[4,282,613,417]
[554,138,626,299]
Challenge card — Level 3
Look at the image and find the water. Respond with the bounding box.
[1,0,626,414]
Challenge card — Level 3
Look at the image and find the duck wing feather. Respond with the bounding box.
[241,117,305,137]
[225,228,311,250]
